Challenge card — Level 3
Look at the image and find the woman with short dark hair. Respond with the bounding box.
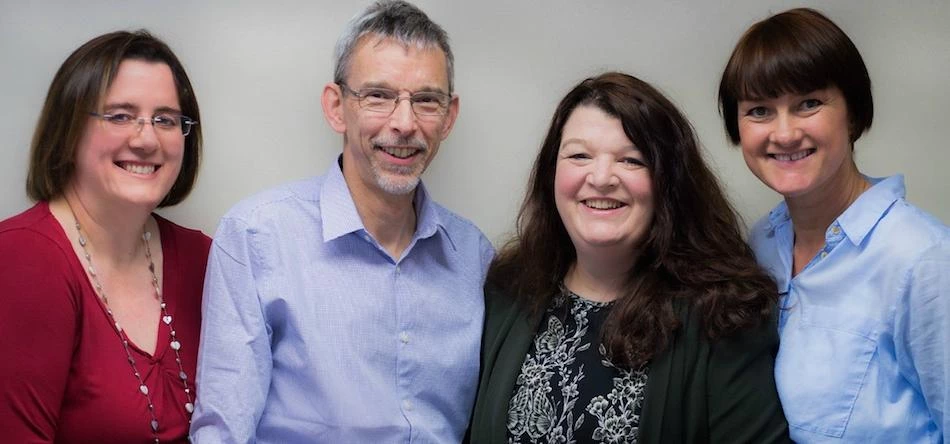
[0,30,210,443]
[469,72,790,443]
[719,8,949,442]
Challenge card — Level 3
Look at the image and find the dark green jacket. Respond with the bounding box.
[468,286,791,443]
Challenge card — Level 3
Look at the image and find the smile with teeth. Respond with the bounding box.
[379,146,419,159]
[770,149,816,162]
[583,199,625,210]
[117,162,157,175]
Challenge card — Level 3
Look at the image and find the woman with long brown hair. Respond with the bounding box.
[469,72,789,443]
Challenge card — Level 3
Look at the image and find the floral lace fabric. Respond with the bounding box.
[507,288,649,444]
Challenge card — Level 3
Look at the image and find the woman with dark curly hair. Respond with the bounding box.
[719,8,949,442]
[468,72,789,443]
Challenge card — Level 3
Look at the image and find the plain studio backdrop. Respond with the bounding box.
[1,0,947,244]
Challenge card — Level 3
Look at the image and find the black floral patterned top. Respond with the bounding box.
[506,287,649,444]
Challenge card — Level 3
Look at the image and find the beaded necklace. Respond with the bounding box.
[68,206,194,443]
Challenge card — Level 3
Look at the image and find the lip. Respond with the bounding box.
[114,161,161,176]
[580,198,628,211]
[768,148,816,163]
[375,144,425,165]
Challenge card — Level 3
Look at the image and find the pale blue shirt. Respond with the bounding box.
[750,175,949,443]
[190,160,494,443]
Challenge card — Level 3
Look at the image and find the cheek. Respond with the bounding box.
[553,165,585,199]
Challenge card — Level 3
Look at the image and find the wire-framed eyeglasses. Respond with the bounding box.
[89,111,198,136]
[338,83,450,119]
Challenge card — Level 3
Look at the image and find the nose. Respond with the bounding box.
[769,113,804,147]
[587,157,619,189]
[128,118,160,152]
[387,96,418,135]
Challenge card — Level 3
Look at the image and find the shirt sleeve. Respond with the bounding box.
[895,238,950,437]
[706,314,792,443]
[190,216,272,444]
[0,230,79,443]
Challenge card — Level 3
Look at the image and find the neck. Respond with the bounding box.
[345,178,417,259]
[565,250,636,303]
[787,163,869,248]
[53,190,154,267]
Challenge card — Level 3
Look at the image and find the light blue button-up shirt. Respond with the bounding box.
[750,175,949,443]
[191,160,494,443]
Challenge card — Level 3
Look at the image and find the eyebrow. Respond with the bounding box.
[359,81,449,96]
[103,102,182,114]
[560,138,638,152]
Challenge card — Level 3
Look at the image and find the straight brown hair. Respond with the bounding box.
[27,30,202,207]
[718,8,872,145]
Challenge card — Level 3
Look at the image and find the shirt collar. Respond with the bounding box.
[763,175,905,246]
[319,157,454,250]
[766,200,792,233]
[836,175,904,246]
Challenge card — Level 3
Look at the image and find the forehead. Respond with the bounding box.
[561,106,634,150]
[102,59,180,108]
[347,35,449,91]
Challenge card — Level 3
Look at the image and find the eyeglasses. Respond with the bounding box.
[89,112,198,136]
[338,83,450,119]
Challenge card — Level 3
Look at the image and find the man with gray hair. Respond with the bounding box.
[190,1,493,442]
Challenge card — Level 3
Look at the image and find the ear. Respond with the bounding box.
[438,94,460,140]
[321,82,346,134]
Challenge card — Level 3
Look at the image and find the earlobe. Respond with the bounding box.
[321,83,346,134]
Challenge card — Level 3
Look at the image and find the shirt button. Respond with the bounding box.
[820,251,828,259]
[399,332,410,344]
[403,400,413,411]
[831,226,841,235]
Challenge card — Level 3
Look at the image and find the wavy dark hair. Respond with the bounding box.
[488,72,778,368]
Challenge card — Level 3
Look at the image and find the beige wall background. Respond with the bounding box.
[1,0,947,244]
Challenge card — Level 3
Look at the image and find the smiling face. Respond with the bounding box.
[737,86,857,202]
[554,105,654,258]
[71,59,184,211]
[326,36,459,198]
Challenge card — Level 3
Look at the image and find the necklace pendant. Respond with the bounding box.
[162,315,172,325]
[185,402,195,413]
[140,384,149,395]
[151,419,159,432]
[170,340,181,351]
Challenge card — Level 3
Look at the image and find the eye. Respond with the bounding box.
[566,153,591,160]
[412,93,445,104]
[800,98,823,111]
[152,114,179,129]
[362,88,396,100]
[105,113,135,124]
[745,106,770,119]
[621,157,646,167]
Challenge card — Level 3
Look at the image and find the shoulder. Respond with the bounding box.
[870,199,950,266]
[430,200,491,245]
[156,215,211,250]
[484,283,521,319]
[0,204,82,308]
[217,176,325,235]
[0,203,73,264]
[429,200,495,267]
